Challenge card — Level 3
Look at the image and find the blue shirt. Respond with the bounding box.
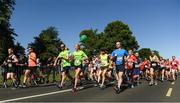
[111,49,128,65]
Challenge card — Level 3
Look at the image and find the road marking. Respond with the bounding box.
[166,88,173,97]
[0,87,84,103]
[171,82,175,85]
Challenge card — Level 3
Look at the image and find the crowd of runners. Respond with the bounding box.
[0,41,179,94]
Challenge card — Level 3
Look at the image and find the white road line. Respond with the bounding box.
[171,82,175,85]
[166,88,173,97]
[0,87,84,103]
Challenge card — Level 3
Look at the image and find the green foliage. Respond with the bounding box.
[0,0,15,23]
[79,29,100,57]
[138,48,151,60]
[79,20,139,57]
[103,20,139,52]
[14,42,25,56]
[28,26,63,64]
[138,48,161,60]
[0,0,16,63]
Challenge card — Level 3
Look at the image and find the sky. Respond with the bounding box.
[10,0,180,60]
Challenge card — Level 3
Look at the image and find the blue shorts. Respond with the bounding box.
[116,65,125,73]
[133,69,140,75]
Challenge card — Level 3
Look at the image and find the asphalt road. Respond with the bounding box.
[0,78,180,102]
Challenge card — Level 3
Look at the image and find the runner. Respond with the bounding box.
[54,44,73,89]
[125,50,136,88]
[72,44,88,92]
[16,54,27,86]
[170,56,179,81]
[46,56,55,83]
[2,48,18,88]
[88,58,95,81]
[98,48,109,88]
[81,57,90,81]
[165,59,171,81]
[159,57,166,82]
[111,41,128,94]
[149,51,159,86]
[140,58,151,81]
[107,58,115,82]
[92,56,101,85]
[1,59,8,88]
[22,47,37,87]
[132,52,141,87]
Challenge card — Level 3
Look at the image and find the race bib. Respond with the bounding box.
[152,63,157,67]
[128,62,133,66]
[117,57,123,62]
[75,59,81,65]
[172,62,176,65]
[145,65,148,68]
[135,64,140,68]
[8,63,12,68]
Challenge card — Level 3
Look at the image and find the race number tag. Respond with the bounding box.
[152,63,157,67]
[117,57,123,62]
[75,59,81,65]
[8,63,12,68]
[135,64,140,68]
[145,65,148,68]
[166,66,170,68]
[172,62,176,65]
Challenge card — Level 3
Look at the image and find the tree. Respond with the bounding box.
[138,48,161,60]
[28,26,63,64]
[138,48,151,60]
[79,20,139,57]
[14,42,25,56]
[0,0,15,23]
[79,29,101,57]
[103,20,139,52]
[0,0,16,63]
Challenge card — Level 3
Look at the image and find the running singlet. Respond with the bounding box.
[140,60,149,70]
[72,50,88,66]
[28,52,37,67]
[111,49,128,65]
[58,50,71,67]
[150,55,159,62]
[126,55,136,69]
[165,61,171,70]
[134,57,141,69]
[100,54,109,67]
[6,54,17,68]
[150,55,159,67]
[160,60,165,68]
[171,60,179,70]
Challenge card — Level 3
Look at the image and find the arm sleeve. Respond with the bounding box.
[124,50,128,56]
